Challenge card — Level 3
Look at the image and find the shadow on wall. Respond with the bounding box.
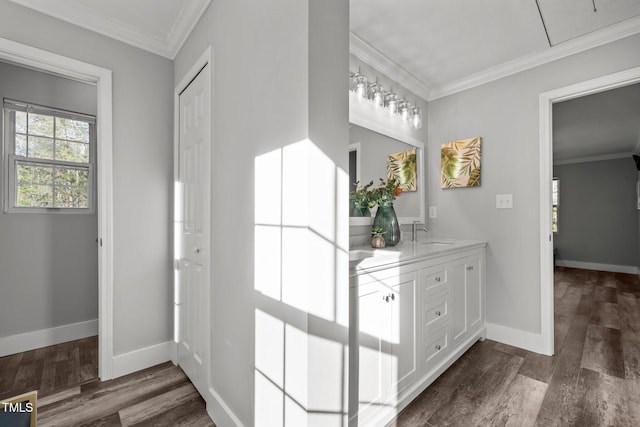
[254,139,350,425]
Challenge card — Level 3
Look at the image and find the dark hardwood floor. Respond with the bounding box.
[0,337,213,426]
[391,267,640,427]
[3,267,637,426]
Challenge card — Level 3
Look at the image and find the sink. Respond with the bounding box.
[349,249,399,262]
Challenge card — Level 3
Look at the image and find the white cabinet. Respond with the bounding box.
[352,266,419,427]
[350,245,485,427]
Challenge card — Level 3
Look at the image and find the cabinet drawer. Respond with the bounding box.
[424,289,449,328]
[424,268,447,289]
[425,325,450,366]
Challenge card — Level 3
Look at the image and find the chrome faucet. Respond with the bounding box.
[412,221,428,242]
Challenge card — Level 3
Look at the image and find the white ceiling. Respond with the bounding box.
[350,0,640,100]
[553,82,640,163]
[8,0,211,59]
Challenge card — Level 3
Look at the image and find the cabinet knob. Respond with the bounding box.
[383,295,389,302]
[391,293,395,301]
[467,265,474,271]
[435,310,441,316]
[435,344,441,351]
[435,276,441,282]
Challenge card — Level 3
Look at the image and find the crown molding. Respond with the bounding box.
[9,0,211,60]
[350,32,431,101]
[430,14,640,100]
[553,152,633,166]
[166,0,211,58]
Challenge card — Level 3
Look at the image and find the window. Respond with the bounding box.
[552,177,559,233]
[3,100,95,212]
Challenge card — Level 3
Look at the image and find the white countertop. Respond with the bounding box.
[349,238,486,274]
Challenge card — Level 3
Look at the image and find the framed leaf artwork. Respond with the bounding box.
[387,148,417,192]
[441,137,481,189]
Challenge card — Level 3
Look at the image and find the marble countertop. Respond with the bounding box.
[349,238,486,274]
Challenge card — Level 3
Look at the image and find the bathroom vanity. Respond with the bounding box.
[348,239,487,427]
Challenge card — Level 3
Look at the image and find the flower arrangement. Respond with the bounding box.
[370,177,402,207]
[350,180,376,216]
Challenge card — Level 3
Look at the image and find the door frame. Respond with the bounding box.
[0,37,115,379]
[539,65,640,356]
[172,46,212,364]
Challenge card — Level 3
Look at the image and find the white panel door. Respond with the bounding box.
[178,63,211,398]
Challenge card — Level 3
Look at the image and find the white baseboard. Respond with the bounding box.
[486,322,545,354]
[0,319,98,357]
[206,386,246,427]
[112,341,173,378]
[556,259,639,274]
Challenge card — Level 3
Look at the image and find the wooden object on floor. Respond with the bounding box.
[391,267,640,426]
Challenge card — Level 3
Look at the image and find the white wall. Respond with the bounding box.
[553,158,639,269]
[175,0,349,425]
[0,0,174,356]
[428,33,640,336]
[0,61,98,340]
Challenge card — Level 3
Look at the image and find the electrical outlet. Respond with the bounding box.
[429,206,438,218]
[496,194,513,209]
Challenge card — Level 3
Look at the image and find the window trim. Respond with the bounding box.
[3,99,96,214]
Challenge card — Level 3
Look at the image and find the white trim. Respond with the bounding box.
[0,36,115,380]
[206,387,246,427]
[556,260,639,274]
[554,152,634,165]
[350,32,431,101]
[0,319,98,357]
[539,65,640,358]
[166,1,211,59]
[485,322,544,354]
[112,341,173,378]
[8,0,210,60]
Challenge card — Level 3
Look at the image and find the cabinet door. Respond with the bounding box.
[389,271,419,396]
[451,254,484,346]
[465,257,482,331]
[450,259,468,345]
[357,282,393,423]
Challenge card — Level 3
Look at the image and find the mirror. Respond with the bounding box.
[349,120,425,226]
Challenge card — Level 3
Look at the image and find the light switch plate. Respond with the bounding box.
[429,206,438,218]
[496,194,513,209]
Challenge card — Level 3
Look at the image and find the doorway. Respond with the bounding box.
[0,37,115,380]
[539,66,640,356]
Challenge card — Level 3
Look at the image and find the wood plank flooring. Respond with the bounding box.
[391,267,640,427]
[2,267,637,426]
[0,338,213,426]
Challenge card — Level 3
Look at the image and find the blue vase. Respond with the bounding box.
[373,204,400,246]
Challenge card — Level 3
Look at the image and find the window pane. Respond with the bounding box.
[56,140,89,163]
[17,184,53,207]
[55,117,90,143]
[28,136,54,159]
[55,167,88,186]
[28,113,54,137]
[15,111,27,133]
[54,167,89,208]
[17,164,53,185]
[55,186,88,208]
[15,134,27,156]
